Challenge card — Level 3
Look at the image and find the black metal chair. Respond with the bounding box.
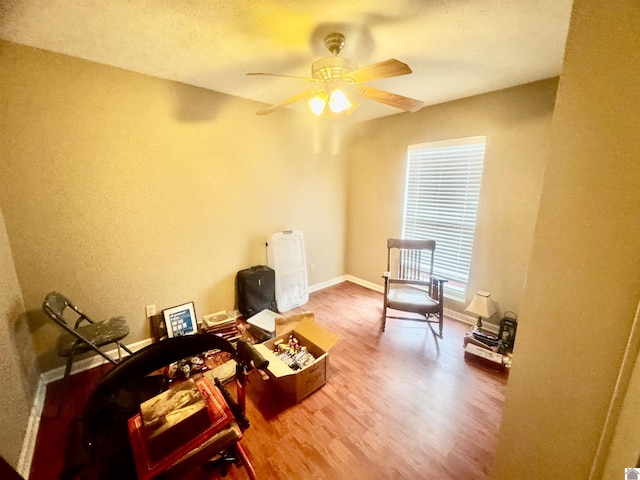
[42,292,134,413]
[382,238,447,337]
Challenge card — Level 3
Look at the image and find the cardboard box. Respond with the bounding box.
[253,313,338,402]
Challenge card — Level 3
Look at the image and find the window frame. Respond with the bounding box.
[401,136,487,302]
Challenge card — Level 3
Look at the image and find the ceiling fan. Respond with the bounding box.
[247,32,424,119]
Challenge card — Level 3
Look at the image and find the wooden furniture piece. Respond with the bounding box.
[42,291,133,414]
[382,238,447,337]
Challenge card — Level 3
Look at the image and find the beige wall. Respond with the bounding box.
[345,78,558,316]
[0,205,37,467]
[0,41,348,372]
[493,0,640,478]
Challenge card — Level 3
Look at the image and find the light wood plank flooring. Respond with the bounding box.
[31,281,507,479]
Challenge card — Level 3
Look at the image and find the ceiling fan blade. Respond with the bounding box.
[246,72,322,84]
[344,59,413,84]
[256,89,323,115]
[352,85,424,113]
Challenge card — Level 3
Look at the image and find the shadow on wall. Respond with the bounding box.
[9,303,41,401]
[28,306,127,375]
[23,307,67,374]
[171,82,230,122]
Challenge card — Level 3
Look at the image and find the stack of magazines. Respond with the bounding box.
[201,311,241,347]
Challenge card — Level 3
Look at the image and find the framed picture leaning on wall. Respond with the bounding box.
[150,313,168,342]
[163,302,197,337]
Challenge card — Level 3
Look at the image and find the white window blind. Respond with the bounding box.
[402,136,487,302]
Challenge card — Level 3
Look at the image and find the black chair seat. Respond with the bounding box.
[56,316,129,357]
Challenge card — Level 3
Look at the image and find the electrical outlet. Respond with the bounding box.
[310,263,315,273]
[145,304,156,317]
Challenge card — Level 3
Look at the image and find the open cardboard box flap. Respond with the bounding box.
[275,313,339,352]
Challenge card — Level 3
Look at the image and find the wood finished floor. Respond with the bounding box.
[31,281,507,480]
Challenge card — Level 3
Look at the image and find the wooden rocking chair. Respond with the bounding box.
[382,238,447,337]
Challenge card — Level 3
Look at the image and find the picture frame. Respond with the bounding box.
[150,313,168,342]
[163,302,197,338]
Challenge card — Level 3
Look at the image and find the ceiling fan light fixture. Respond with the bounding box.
[307,90,358,119]
[311,57,358,81]
[308,95,327,116]
[249,32,422,118]
[323,94,359,119]
[328,88,351,113]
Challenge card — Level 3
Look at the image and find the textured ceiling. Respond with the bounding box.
[0,0,574,122]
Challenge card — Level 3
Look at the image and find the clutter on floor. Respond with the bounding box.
[139,378,211,461]
[150,298,339,403]
[129,376,240,479]
[462,313,517,374]
[245,308,278,342]
[273,334,316,370]
[201,310,242,347]
[254,312,339,402]
[167,350,234,381]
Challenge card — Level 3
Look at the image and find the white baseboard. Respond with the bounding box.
[309,275,383,294]
[308,275,348,293]
[16,379,47,479]
[447,307,500,334]
[40,338,152,385]
[344,275,384,293]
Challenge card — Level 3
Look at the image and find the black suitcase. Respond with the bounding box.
[236,265,277,318]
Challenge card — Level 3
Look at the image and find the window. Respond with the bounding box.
[402,136,487,302]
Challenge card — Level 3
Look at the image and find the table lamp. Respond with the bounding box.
[465,291,496,331]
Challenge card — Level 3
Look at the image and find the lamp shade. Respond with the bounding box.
[308,95,327,116]
[465,291,496,319]
[307,86,359,119]
[328,88,352,113]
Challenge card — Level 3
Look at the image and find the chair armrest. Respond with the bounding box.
[430,276,448,300]
[382,271,390,278]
